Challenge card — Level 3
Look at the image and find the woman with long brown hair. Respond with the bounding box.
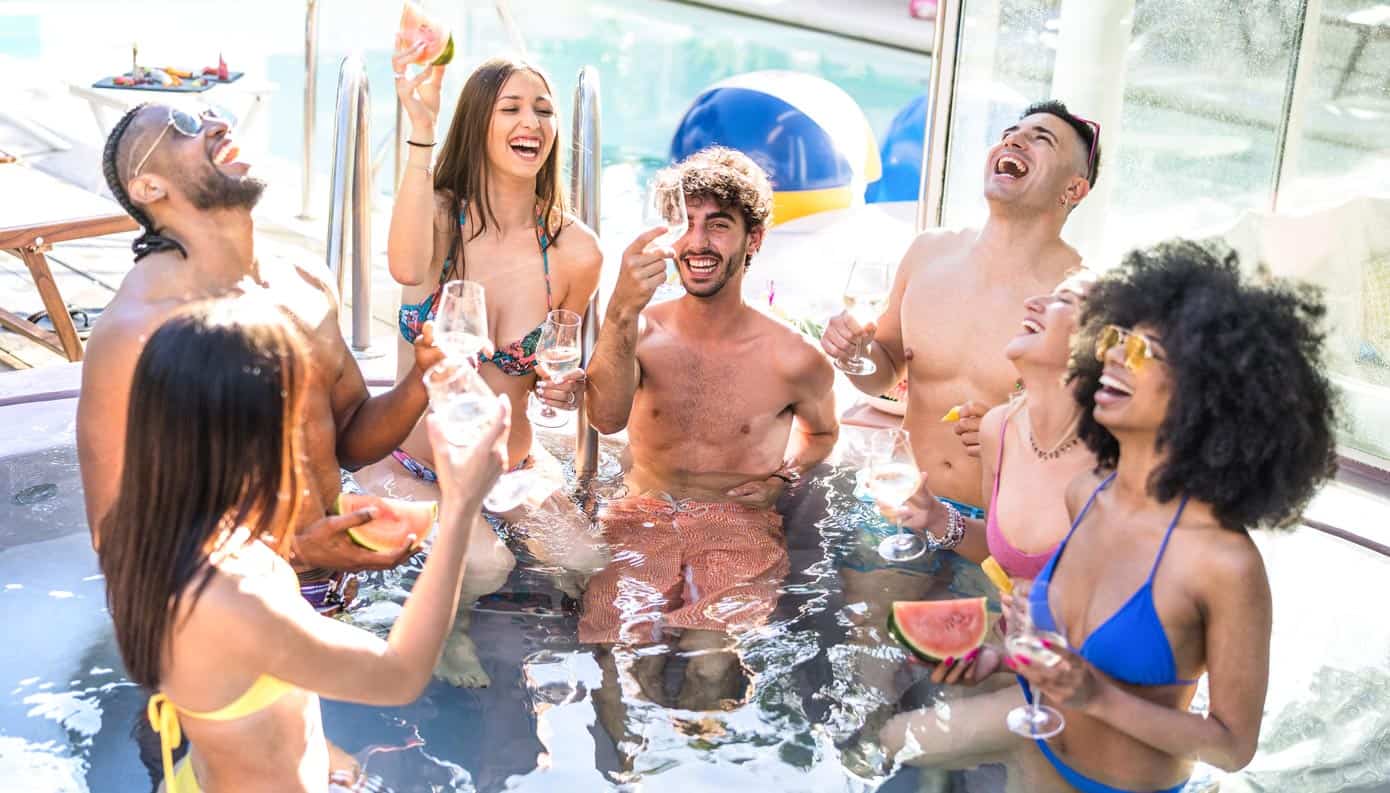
[99,299,508,792]
[368,53,604,687]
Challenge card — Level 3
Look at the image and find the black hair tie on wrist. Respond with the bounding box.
[406,140,436,148]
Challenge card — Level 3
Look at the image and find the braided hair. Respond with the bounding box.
[102,104,188,262]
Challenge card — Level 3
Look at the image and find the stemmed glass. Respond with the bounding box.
[433,280,489,361]
[1004,579,1068,739]
[866,428,926,562]
[528,309,582,429]
[643,178,689,303]
[837,259,891,375]
[423,359,535,514]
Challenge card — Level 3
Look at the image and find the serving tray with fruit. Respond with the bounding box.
[93,55,242,93]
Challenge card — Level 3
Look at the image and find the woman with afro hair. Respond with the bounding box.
[1010,239,1337,793]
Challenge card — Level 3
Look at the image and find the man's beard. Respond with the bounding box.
[183,165,266,212]
[679,243,746,299]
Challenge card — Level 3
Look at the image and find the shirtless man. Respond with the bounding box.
[581,148,837,734]
[78,103,442,609]
[818,100,1100,738]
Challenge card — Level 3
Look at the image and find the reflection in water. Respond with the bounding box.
[4,419,1390,791]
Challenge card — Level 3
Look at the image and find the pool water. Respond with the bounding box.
[4,395,1390,792]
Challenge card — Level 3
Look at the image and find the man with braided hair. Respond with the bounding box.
[78,103,446,605]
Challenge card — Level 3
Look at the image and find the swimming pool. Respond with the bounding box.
[3,389,1390,792]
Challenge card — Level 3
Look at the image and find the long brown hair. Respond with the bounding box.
[434,56,567,247]
[99,299,308,689]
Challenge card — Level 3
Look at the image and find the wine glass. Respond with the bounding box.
[643,177,689,302]
[528,309,582,429]
[423,360,535,514]
[837,259,891,375]
[866,428,926,562]
[1004,579,1068,740]
[434,280,489,362]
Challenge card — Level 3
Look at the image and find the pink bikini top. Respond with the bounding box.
[985,412,1058,580]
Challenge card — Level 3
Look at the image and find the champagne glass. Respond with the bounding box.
[837,259,891,375]
[1004,579,1068,739]
[423,360,535,514]
[528,309,582,429]
[866,428,926,562]
[643,177,689,302]
[434,280,489,362]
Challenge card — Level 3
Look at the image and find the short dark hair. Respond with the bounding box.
[1069,239,1337,531]
[670,146,774,234]
[1021,100,1101,187]
[101,104,188,261]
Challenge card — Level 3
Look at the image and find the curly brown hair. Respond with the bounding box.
[668,146,774,234]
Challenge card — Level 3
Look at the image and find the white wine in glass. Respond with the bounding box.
[838,259,891,375]
[529,308,582,429]
[644,177,689,302]
[434,280,489,362]
[1004,579,1068,740]
[423,360,535,513]
[867,428,926,562]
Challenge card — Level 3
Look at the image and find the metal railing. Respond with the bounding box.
[325,54,374,355]
[571,66,602,481]
[301,0,320,219]
[916,0,964,232]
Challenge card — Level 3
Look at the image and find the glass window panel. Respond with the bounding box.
[941,0,1303,265]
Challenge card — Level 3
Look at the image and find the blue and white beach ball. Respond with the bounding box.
[669,71,881,225]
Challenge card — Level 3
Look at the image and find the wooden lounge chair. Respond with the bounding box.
[0,162,137,363]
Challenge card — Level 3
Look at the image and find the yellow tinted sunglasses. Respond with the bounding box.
[1096,324,1164,372]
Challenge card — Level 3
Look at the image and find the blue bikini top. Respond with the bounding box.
[1030,472,1197,688]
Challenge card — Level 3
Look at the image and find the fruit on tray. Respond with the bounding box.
[333,494,436,553]
[881,378,908,402]
[202,54,230,81]
[887,597,989,662]
[981,556,1013,594]
[396,1,455,67]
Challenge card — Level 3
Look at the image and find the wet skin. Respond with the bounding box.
[77,105,435,572]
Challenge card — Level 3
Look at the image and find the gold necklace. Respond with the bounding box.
[1030,431,1081,460]
[1025,405,1082,460]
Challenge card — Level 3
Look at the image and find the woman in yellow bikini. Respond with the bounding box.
[97,299,509,792]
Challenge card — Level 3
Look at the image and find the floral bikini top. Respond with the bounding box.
[397,207,553,376]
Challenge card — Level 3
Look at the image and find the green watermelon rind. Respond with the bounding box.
[888,598,989,662]
[333,494,437,552]
[430,35,455,67]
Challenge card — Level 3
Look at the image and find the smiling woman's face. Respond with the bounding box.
[1003,272,1095,367]
[485,70,556,183]
[1093,323,1172,435]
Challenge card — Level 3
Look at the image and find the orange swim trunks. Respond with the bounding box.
[578,497,790,645]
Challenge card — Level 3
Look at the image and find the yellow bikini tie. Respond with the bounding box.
[147,693,186,793]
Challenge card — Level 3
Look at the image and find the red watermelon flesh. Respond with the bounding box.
[396,1,455,67]
[334,494,437,553]
[889,598,989,661]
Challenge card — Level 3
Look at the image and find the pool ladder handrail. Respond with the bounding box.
[571,66,602,482]
[324,53,374,356]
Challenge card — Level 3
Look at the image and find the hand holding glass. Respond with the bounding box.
[644,179,689,301]
[433,280,489,362]
[424,360,535,514]
[528,309,582,428]
[866,428,926,562]
[838,259,891,375]
[1004,579,1068,739]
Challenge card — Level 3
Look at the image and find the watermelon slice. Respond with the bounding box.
[333,494,437,553]
[396,1,455,67]
[888,598,989,662]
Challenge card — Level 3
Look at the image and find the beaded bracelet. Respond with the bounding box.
[928,502,966,551]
